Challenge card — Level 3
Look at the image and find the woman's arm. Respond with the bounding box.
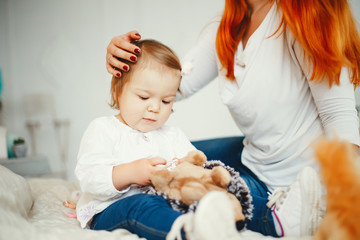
[308,68,360,147]
[178,20,220,99]
[289,33,360,148]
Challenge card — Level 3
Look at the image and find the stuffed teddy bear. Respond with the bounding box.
[151,150,245,222]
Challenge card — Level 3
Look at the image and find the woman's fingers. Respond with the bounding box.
[108,42,139,62]
[106,44,135,78]
[114,30,141,44]
[106,31,141,77]
[112,32,141,54]
[106,50,130,72]
[106,55,122,77]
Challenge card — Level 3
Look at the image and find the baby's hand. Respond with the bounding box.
[131,158,166,185]
[174,157,185,165]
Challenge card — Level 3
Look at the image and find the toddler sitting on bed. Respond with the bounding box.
[74,39,243,240]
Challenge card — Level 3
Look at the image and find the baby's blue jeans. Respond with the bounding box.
[91,136,278,239]
[91,194,182,240]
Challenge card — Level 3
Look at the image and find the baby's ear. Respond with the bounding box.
[183,150,207,166]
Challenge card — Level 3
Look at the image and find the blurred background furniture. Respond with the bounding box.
[0,155,51,178]
[24,92,70,179]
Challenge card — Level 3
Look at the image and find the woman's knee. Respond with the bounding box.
[192,136,244,169]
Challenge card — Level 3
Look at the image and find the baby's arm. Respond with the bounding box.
[112,157,166,190]
[76,118,168,200]
[75,118,165,200]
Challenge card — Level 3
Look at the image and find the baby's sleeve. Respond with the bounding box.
[75,118,130,201]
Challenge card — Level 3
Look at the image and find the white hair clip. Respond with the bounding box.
[181,61,194,77]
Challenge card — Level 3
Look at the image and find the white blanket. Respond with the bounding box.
[0,165,299,240]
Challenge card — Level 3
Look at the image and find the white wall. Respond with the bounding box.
[0,0,359,180]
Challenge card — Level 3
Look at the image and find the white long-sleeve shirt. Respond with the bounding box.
[179,3,359,191]
[75,116,195,228]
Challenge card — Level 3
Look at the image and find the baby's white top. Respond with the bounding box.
[75,115,195,228]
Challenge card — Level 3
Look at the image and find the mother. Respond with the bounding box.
[105,0,360,237]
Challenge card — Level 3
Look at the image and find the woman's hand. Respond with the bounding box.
[112,157,167,190]
[106,31,142,78]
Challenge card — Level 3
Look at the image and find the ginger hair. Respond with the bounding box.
[110,39,181,109]
[216,0,360,87]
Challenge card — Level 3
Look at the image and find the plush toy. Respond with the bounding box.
[151,150,245,222]
[313,138,360,240]
[63,190,82,219]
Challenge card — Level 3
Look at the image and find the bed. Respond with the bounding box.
[0,165,303,240]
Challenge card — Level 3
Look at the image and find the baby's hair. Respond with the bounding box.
[110,39,181,110]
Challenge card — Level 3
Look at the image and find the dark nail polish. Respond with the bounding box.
[130,56,137,62]
[134,48,140,54]
[123,65,129,71]
[116,72,121,77]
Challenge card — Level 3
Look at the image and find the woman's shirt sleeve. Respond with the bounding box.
[288,29,360,146]
[75,119,130,201]
[178,20,220,99]
[308,69,360,146]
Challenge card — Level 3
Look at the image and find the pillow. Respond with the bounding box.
[0,165,33,218]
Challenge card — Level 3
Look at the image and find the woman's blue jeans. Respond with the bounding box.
[91,136,278,239]
[192,136,277,237]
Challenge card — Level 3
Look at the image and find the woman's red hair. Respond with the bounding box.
[216,0,360,87]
